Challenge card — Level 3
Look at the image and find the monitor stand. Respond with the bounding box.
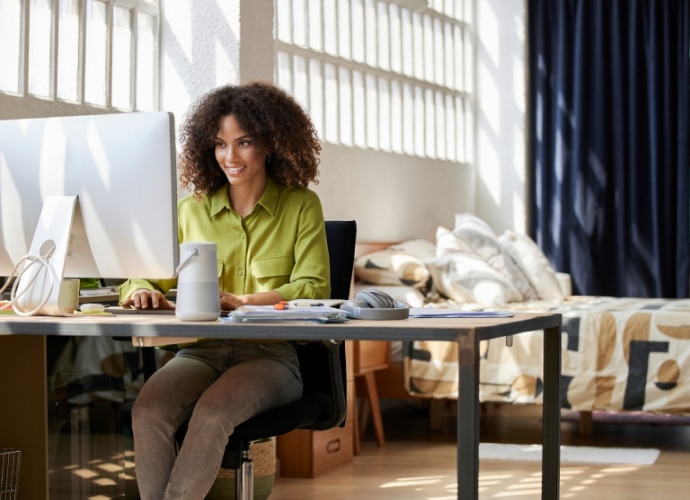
[13,195,79,316]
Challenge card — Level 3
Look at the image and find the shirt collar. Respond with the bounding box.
[209,176,280,218]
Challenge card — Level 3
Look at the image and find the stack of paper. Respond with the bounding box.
[225,305,348,323]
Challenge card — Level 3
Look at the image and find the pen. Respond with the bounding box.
[274,301,325,309]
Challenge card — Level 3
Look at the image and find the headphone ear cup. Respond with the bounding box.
[339,298,368,318]
[356,288,397,308]
[349,298,370,308]
[340,288,409,320]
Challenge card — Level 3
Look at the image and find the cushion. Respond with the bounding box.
[498,230,566,300]
[436,226,475,255]
[436,214,539,301]
[426,253,525,305]
[454,212,497,238]
[354,239,435,289]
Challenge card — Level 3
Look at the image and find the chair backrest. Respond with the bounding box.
[227,220,357,444]
[325,220,357,300]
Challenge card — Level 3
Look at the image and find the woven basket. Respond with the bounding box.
[206,438,275,500]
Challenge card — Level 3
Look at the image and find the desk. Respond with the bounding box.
[0,312,562,500]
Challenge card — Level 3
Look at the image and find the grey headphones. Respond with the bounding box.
[340,288,410,320]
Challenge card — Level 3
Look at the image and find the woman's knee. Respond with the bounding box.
[131,391,174,431]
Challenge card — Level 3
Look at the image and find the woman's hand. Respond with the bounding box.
[122,289,175,310]
[219,291,244,312]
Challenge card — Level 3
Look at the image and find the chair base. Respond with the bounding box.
[206,438,276,500]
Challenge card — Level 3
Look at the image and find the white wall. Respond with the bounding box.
[314,143,475,243]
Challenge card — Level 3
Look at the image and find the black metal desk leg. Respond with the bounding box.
[542,324,562,499]
[457,332,480,500]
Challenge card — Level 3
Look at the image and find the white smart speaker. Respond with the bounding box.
[175,242,220,321]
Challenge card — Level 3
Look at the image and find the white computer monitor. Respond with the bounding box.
[0,111,179,315]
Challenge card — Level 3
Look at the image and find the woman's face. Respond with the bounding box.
[214,114,267,188]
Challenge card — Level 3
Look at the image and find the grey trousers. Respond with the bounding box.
[131,339,303,500]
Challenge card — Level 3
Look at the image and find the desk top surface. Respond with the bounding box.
[0,311,561,342]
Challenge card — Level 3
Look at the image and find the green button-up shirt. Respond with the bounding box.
[119,176,331,302]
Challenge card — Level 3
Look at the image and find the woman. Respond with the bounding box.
[119,82,330,500]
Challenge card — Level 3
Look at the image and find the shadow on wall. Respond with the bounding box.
[474,0,528,234]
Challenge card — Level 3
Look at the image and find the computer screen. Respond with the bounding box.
[0,111,179,314]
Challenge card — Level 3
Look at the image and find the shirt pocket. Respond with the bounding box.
[250,255,293,288]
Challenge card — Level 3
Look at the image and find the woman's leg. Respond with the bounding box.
[162,341,303,500]
[131,347,219,500]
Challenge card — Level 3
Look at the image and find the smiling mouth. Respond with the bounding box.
[225,165,246,175]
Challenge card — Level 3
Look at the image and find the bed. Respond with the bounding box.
[352,214,690,436]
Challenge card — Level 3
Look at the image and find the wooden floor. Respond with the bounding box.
[47,400,690,499]
[270,401,690,500]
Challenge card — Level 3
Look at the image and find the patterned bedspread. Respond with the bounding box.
[403,296,690,414]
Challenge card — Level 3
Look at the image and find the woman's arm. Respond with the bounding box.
[219,290,283,310]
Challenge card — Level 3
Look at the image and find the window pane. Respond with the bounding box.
[307,0,322,51]
[337,0,350,59]
[308,59,324,137]
[376,1,389,71]
[276,0,292,43]
[390,80,402,153]
[365,73,378,149]
[57,0,80,102]
[84,0,107,106]
[352,70,366,148]
[323,0,337,56]
[0,0,22,93]
[402,83,415,155]
[389,4,401,74]
[137,12,157,111]
[276,51,292,94]
[293,54,308,109]
[351,0,364,63]
[338,67,352,146]
[292,0,306,47]
[324,63,339,143]
[364,0,376,67]
[29,0,53,97]
[112,6,133,110]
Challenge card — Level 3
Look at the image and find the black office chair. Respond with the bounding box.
[122,220,357,500]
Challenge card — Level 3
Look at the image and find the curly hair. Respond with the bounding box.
[178,82,321,197]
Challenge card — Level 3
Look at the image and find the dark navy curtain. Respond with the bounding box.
[528,0,690,297]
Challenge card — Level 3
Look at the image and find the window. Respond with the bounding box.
[274,0,473,163]
[0,0,160,111]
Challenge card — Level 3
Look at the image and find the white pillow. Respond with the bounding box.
[436,226,474,255]
[426,253,525,305]
[438,214,539,301]
[498,230,566,300]
[454,213,496,238]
